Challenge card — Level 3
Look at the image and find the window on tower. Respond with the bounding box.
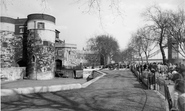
[19,26,24,33]
[32,55,36,63]
[37,22,45,29]
[55,30,60,39]
[43,41,49,46]
[2,42,8,47]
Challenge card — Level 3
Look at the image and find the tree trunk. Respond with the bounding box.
[159,29,166,65]
[104,56,107,65]
[159,44,166,64]
[100,54,104,65]
[145,52,149,64]
[141,57,143,64]
[139,53,143,64]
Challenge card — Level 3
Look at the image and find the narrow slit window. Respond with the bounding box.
[2,42,8,47]
[32,55,36,62]
[43,41,48,46]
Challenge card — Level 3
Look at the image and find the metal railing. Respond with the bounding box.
[155,77,173,110]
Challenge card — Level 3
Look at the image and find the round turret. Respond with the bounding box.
[26,13,56,80]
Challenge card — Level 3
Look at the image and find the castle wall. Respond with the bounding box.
[55,44,80,69]
[0,31,17,68]
[0,17,17,68]
[1,23,15,32]
[0,17,26,81]
[13,35,23,63]
[64,48,78,68]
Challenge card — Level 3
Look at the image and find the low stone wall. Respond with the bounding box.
[60,70,75,78]
[35,71,54,80]
[1,67,26,82]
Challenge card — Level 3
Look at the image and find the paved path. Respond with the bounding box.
[1,78,86,89]
[1,70,166,111]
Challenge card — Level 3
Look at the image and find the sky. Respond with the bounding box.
[1,0,185,50]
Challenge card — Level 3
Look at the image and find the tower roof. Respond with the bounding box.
[27,13,55,23]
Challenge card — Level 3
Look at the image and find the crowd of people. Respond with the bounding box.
[130,62,185,111]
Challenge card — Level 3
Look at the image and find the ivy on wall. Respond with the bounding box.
[0,31,17,68]
[27,30,55,77]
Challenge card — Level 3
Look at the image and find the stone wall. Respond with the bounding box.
[14,35,23,63]
[34,71,54,80]
[0,31,23,68]
[1,67,26,81]
[64,49,78,68]
[55,47,82,69]
[0,31,16,68]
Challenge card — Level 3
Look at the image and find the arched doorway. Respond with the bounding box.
[17,59,26,67]
[16,59,27,78]
[55,59,62,71]
[55,59,63,77]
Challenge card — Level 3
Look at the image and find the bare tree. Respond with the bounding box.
[121,46,136,64]
[129,32,144,64]
[76,0,124,28]
[1,0,49,12]
[128,26,157,64]
[138,26,157,63]
[143,6,170,64]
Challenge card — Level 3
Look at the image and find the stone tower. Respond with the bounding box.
[27,14,56,80]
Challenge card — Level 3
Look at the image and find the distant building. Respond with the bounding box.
[134,47,168,64]
[55,39,79,70]
[134,38,185,65]
[168,37,185,65]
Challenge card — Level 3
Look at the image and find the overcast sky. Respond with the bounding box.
[1,0,184,50]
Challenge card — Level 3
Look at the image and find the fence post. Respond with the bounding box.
[165,83,174,110]
[154,72,156,90]
[157,77,158,91]
[172,91,179,111]
[147,75,150,89]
